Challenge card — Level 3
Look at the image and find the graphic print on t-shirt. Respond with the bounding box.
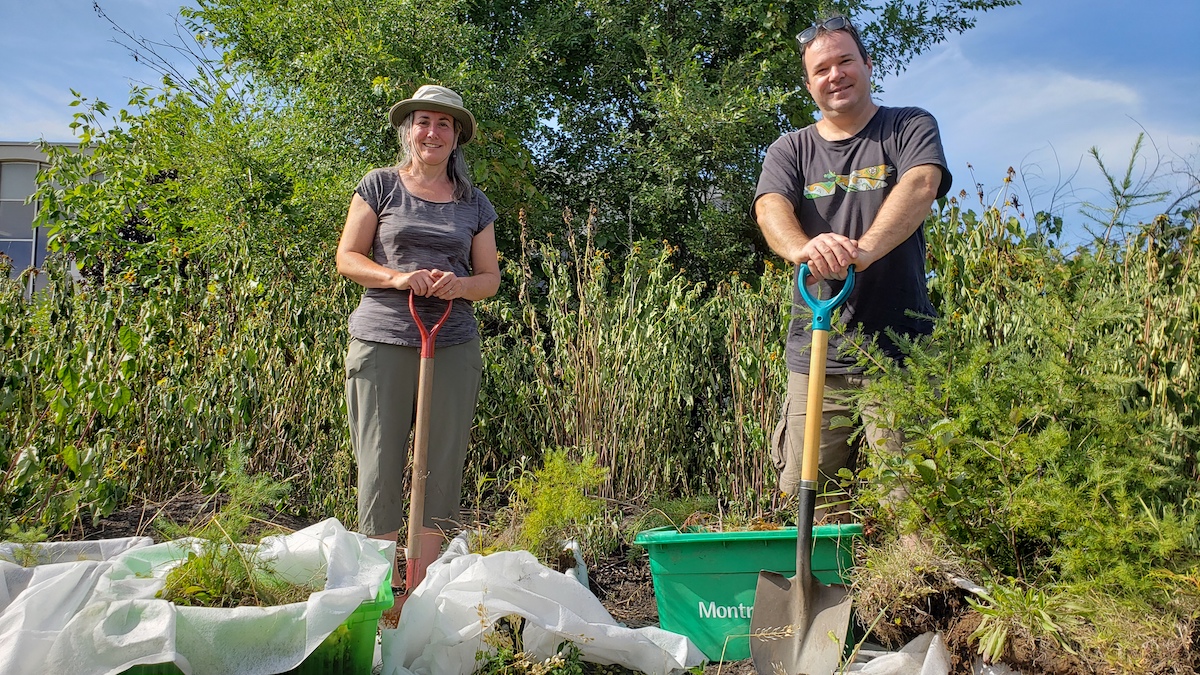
[804,163,895,199]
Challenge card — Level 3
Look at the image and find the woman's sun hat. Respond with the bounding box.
[388,84,476,144]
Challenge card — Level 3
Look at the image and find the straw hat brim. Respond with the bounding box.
[388,100,477,145]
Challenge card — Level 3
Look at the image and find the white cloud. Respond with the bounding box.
[882,43,1142,142]
[879,42,1199,221]
[988,72,1138,118]
[0,81,80,142]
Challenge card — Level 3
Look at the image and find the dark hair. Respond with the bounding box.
[395,113,474,202]
[800,15,870,82]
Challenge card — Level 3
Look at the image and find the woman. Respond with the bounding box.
[336,84,500,603]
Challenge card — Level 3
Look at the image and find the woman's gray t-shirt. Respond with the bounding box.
[348,167,497,347]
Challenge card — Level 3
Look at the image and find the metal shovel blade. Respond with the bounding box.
[750,570,851,675]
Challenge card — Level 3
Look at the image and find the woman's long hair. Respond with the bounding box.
[395,114,473,202]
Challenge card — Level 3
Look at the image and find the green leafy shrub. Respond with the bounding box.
[847,156,1200,668]
[859,201,1200,593]
[484,449,611,565]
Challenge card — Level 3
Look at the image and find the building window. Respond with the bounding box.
[0,160,47,293]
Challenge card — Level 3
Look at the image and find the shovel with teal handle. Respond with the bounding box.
[751,263,856,675]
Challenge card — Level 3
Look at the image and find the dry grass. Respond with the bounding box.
[1067,593,1200,675]
[849,535,971,648]
[855,537,1200,674]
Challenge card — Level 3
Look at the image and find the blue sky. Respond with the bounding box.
[876,0,1199,231]
[3,1,1197,231]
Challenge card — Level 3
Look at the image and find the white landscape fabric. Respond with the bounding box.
[33,518,390,675]
[846,631,952,675]
[381,534,705,675]
[0,537,152,675]
[846,631,1024,675]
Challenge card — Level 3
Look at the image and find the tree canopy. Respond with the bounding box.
[186,0,1017,279]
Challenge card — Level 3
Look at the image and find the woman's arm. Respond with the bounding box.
[429,223,500,301]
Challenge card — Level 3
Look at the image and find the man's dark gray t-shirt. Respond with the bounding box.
[348,167,497,347]
[753,106,952,375]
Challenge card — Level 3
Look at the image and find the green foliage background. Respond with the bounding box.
[874,194,1199,573]
[190,0,1016,279]
[2,0,1198,664]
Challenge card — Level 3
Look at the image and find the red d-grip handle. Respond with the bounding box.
[408,292,453,358]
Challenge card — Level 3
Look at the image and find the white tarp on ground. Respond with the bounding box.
[381,534,705,675]
[845,631,1023,675]
[0,537,153,675]
[34,518,391,675]
[847,632,952,674]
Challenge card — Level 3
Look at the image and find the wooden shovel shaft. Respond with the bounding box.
[406,355,436,565]
[802,328,830,484]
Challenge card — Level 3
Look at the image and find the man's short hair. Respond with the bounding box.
[799,15,871,81]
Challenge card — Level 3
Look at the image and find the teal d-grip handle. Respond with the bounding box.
[798,263,856,331]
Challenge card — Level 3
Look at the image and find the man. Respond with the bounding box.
[752,15,952,520]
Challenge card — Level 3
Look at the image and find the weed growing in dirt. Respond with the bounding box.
[966,581,1082,665]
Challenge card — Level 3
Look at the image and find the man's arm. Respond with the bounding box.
[755,193,809,263]
[853,163,942,271]
[755,193,859,281]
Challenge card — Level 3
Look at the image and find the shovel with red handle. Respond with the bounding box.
[404,291,453,594]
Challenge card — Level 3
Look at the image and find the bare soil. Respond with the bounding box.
[54,490,316,542]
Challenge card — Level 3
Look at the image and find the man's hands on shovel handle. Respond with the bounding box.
[799,233,858,284]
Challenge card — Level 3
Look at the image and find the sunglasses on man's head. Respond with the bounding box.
[796,16,855,47]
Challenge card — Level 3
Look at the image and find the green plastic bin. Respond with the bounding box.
[633,524,860,662]
[123,572,393,675]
